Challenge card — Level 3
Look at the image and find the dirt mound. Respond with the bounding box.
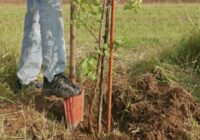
[112,74,200,140]
[1,74,200,139]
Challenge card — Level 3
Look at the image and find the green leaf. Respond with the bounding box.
[88,71,96,80]
[88,57,97,68]
[80,59,90,74]
[105,50,110,57]
[124,0,142,12]
[103,43,109,49]
[115,39,123,45]
[96,49,104,55]
[114,39,125,51]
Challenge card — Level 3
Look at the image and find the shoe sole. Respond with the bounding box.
[42,89,81,99]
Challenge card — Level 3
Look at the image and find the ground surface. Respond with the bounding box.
[112,74,200,139]
[0,2,200,140]
[1,75,200,139]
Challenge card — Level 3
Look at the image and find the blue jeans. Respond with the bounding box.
[17,0,66,85]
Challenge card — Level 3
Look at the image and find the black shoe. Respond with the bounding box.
[15,78,43,92]
[42,73,81,98]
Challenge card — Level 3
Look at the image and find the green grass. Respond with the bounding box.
[116,4,200,47]
[1,4,200,50]
[1,3,200,79]
[154,28,200,100]
[189,116,200,140]
[0,2,200,106]
[0,3,200,105]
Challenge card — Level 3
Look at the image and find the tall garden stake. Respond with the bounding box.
[107,0,116,132]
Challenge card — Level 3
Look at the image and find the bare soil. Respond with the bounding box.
[0,75,200,140]
[0,74,200,139]
[112,74,200,140]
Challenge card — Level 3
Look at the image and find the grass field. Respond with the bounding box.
[1,3,200,91]
[1,4,200,47]
[0,3,200,139]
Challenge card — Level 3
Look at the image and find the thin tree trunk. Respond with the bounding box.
[88,0,107,134]
[70,1,76,83]
[98,0,110,134]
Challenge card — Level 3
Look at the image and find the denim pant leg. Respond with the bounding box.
[39,0,66,82]
[17,0,42,85]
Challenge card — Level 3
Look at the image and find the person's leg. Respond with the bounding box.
[38,0,66,82]
[38,0,80,98]
[17,0,42,85]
